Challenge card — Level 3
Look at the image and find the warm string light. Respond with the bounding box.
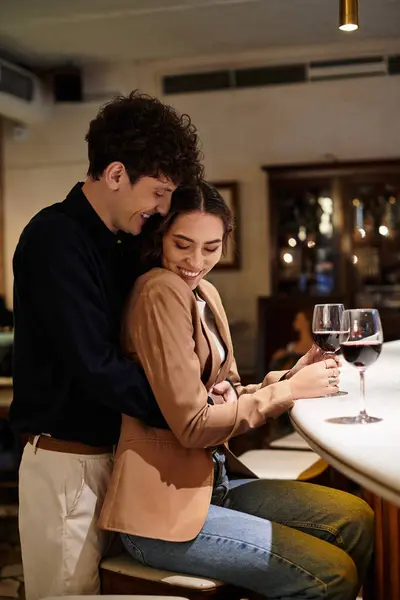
[339,0,359,31]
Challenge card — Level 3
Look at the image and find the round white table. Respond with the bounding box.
[291,339,400,507]
[291,340,400,600]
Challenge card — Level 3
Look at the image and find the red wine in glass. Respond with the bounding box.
[312,304,344,355]
[340,341,382,369]
[334,308,384,425]
[312,304,345,396]
[312,331,341,354]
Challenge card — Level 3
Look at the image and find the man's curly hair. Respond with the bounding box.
[85,90,204,186]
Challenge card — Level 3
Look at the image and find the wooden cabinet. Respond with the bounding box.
[257,160,400,374]
[264,159,400,301]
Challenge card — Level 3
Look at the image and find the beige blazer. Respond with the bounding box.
[99,268,293,541]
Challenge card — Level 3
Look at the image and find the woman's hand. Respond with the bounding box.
[290,344,341,376]
[210,381,237,405]
[290,357,340,399]
[301,344,342,366]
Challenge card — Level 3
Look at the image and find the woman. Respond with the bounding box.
[270,309,315,371]
[99,182,373,600]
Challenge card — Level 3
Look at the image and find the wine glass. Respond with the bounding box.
[312,304,344,355]
[337,309,383,424]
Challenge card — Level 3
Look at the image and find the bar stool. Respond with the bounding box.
[269,431,311,451]
[100,553,245,600]
[238,449,327,481]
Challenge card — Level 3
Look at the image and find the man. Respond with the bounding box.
[10,91,203,600]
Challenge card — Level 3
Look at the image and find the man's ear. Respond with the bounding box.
[104,162,125,191]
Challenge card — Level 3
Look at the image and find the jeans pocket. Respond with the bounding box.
[64,459,86,518]
[120,533,147,565]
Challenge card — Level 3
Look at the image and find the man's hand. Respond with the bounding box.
[210,380,237,405]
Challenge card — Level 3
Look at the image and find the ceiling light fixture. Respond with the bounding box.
[339,0,359,31]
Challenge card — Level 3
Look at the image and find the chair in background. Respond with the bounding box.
[269,431,311,450]
[238,448,327,482]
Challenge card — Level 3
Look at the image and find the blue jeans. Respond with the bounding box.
[121,475,373,599]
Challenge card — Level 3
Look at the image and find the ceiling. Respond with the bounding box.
[0,0,400,67]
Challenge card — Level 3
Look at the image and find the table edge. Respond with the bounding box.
[290,414,400,508]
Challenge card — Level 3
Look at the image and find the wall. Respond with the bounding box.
[3,41,400,370]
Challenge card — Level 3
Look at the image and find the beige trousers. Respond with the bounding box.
[18,438,113,600]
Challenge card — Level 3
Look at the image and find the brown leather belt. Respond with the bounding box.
[28,435,113,455]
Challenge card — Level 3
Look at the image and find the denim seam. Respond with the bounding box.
[279,520,345,547]
[198,531,328,596]
[122,534,147,564]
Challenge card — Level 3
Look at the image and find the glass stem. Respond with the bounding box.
[359,369,368,420]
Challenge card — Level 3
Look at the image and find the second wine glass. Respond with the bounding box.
[338,309,383,424]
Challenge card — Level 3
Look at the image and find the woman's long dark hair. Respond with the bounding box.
[140,181,234,269]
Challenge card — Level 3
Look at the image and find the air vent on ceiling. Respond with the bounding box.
[163,70,231,95]
[388,55,400,75]
[0,57,49,123]
[163,54,400,95]
[163,64,305,95]
[309,56,387,81]
[0,63,34,101]
[235,64,306,88]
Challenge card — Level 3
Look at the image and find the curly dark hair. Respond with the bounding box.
[85,90,204,186]
[140,181,234,268]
